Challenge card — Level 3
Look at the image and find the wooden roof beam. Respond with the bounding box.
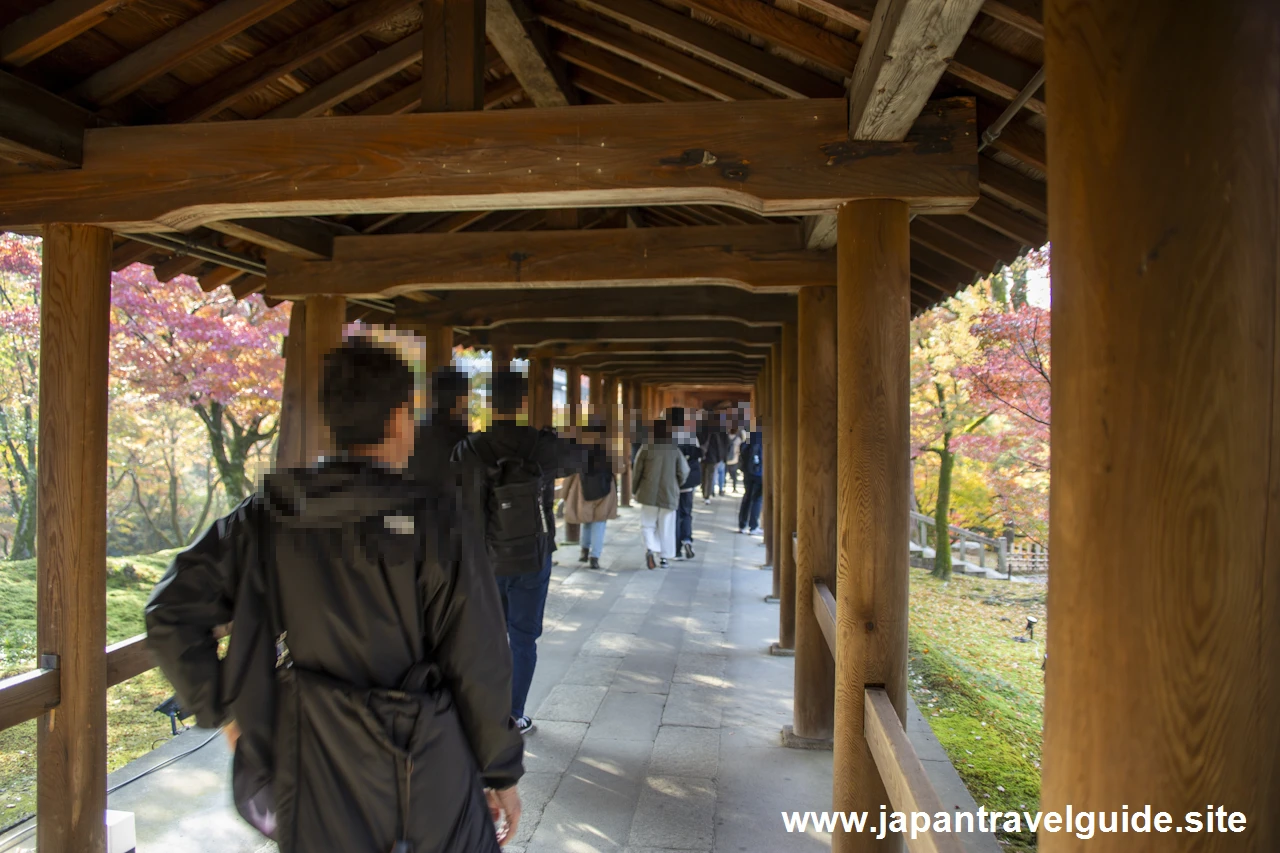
[910,217,1004,276]
[396,286,796,326]
[0,0,133,67]
[976,97,1045,170]
[571,0,843,98]
[680,0,860,77]
[538,0,772,101]
[204,217,335,260]
[847,0,985,140]
[555,36,709,102]
[978,155,1046,220]
[569,68,658,104]
[420,0,485,112]
[464,319,780,345]
[790,0,874,31]
[966,194,1046,246]
[531,341,770,359]
[980,0,1043,40]
[948,38,1045,116]
[0,69,99,168]
[0,97,979,230]
[263,224,831,298]
[67,0,297,107]
[917,213,1023,261]
[487,0,578,107]
[263,33,422,119]
[162,0,422,123]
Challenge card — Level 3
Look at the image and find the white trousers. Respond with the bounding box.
[639,505,676,559]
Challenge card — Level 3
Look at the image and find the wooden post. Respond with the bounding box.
[619,379,633,507]
[759,351,773,566]
[566,365,582,428]
[301,295,346,464]
[775,320,799,650]
[833,199,910,853]
[423,325,454,374]
[1041,1,1280,850]
[274,303,307,469]
[765,345,779,588]
[420,0,484,112]
[37,224,111,853]
[529,356,553,428]
[789,285,837,744]
[492,339,514,371]
[603,375,619,488]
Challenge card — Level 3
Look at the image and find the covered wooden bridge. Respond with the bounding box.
[0,0,1276,851]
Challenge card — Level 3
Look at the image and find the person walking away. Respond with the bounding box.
[460,369,587,736]
[146,339,524,852]
[632,418,689,568]
[725,422,744,494]
[738,425,764,534]
[563,416,617,569]
[669,407,702,559]
[702,414,730,501]
[409,367,486,524]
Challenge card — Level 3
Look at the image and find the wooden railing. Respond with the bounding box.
[812,580,964,853]
[910,510,1009,579]
[0,634,156,732]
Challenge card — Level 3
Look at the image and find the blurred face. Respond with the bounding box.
[383,402,416,469]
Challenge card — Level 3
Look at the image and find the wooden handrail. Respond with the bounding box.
[864,688,965,853]
[0,634,157,733]
[0,667,59,731]
[909,510,1003,547]
[813,580,836,656]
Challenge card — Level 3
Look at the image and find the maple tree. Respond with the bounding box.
[110,265,290,505]
[0,235,42,558]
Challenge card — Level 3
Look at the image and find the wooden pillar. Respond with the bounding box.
[775,320,799,650]
[603,375,619,491]
[759,351,773,566]
[529,356,553,428]
[566,365,582,428]
[37,224,112,853]
[423,325,454,374]
[790,286,837,742]
[619,379,633,507]
[492,339,514,371]
[1040,2,1280,850]
[763,347,777,584]
[833,199,910,853]
[420,0,484,112]
[276,295,346,468]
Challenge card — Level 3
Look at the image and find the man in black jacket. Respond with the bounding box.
[146,339,523,852]
[409,367,486,526]
[460,369,586,735]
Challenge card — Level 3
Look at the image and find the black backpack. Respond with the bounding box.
[467,428,553,576]
[678,442,703,489]
[580,445,615,502]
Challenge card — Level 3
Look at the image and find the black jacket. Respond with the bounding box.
[409,415,488,533]
[145,458,522,853]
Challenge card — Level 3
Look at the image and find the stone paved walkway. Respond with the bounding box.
[88,491,997,853]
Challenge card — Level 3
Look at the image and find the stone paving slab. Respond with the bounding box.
[628,776,717,849]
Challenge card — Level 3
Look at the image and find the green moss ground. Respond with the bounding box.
[908,568,1048,851]
[1,551,180,828]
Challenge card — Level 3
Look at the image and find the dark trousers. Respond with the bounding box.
[738,475,763,530]
[676,490,694,545]
[700,461,718,499]
[726,462,742,491]
[495,552,553,718]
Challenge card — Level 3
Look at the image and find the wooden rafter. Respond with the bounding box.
[569,68,657,104]
[261,33,422,120]
[530,340,770,358]
[966,195,1045,246]
[910,218,1001,275]
[263,224,831,297]
[682,0,860,76]
[919,212,1022,261]
[555,36,708,102]
[0,0,133,67]
[487,0,577,107]
[161,0,422,123]
[0,70,99,168]
[539,0,772,101]
[464,319,780,345]
[0,97,979,230]
[420,0,485,112]
[67,0,297,107]
[572,0,842,98]
[978,155,1046,220]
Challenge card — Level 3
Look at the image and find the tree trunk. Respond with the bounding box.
[931,442,954,580]
[10,477,36,559]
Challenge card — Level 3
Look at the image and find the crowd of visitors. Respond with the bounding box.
[144,337,762,852]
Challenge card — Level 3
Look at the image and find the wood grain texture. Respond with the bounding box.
[262,32,422,120]
[163,0,422,123]
[421,0,485,112]
[487,0,576,107]
[399,286,796,327]
[683,0,859,75]
[263,225,830,297]
[965,195,1045,246]
[0,0,131,67]
[274,302,307,470]
[574,0,842,99]
[68,0,296,107]
[0,97,978,230]
[793,285,838,739]
[0,69,98,169]
[530,356,554,427]
[777,319,799,648]
[864,688,965,853]
[833,199,910,853]
[847,0,986,141]
[474,319,780,348]
[566,365,582,427]
[0,668,60,732]
[302,296,345,465]
[1040,1,1279,850]
[978,155,1046,220]
[761,351,774,570]
[813,581,837,656]
[105,634,156,687]
[981,0,1042,38]
[555,36,708,103]
[37,223,111,853]
[532,341,769,359]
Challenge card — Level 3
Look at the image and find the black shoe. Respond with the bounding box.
[515,715,535,735]
[660,558,669,568]
[646,550,657,570]
[589,556,600,570]
[684,542,695,559]
[579,547,589,563]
